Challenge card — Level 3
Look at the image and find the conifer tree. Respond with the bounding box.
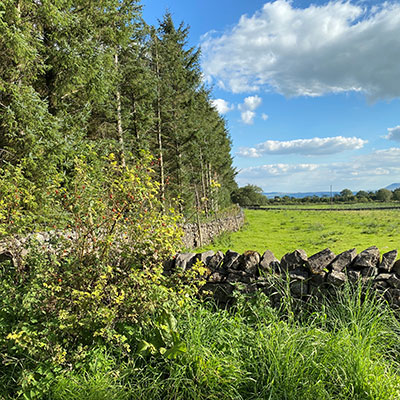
[1,1,237,218]
[0,0,59,182]
[151,13,203,213]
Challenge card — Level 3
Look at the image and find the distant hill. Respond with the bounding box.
[385,183,400,191]
[264,191,341,199]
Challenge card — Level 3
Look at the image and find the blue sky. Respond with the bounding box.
[142,0,400,193]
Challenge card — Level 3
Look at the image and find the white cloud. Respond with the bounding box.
[202,0,400,100]
[238,95,262,124]
[241,95,262,111]
[238,136,367,157]
[240,110,256,125]
[240,163,318,177]
[211,98,233,114]
[352,147,400,168]
[261,113,269,121]
[385,125,400,142]
[236,148,400,191]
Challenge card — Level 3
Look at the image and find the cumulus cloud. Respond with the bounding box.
[240,163,318,177]
[261,113,269,121]
[211,98,233,114]
[236,148,400,191]
[385,125,400,142]
[241,95,262,111]
[352,147,400,169]
[240,110,256,125]
[238,136,367,157]
[202,0,400,100]
[238,95,262,124]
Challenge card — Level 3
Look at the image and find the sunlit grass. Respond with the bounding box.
[198,209,400,258]
[50,287,400,400]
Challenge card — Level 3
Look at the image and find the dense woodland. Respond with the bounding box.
[0,1,240,397]
[0,0,236,222]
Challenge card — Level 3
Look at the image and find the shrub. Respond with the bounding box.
[0,150,183,398]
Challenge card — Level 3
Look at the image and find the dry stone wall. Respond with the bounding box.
[167,246,400,307]
[181,209,245,249]
[3,227,400,309]
[0,209,245,261]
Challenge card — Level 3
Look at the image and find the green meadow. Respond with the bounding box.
[199,208,400,258]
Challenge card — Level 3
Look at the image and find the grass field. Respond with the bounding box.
[253,202,400,210]
[198,208,400,259]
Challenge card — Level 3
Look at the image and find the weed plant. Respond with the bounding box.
[37,285,400,400]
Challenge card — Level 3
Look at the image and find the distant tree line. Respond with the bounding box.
[231,185,269,206]
[232,185,400,206]
[0,1,237,219]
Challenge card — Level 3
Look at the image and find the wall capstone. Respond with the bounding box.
[168,246,400,307]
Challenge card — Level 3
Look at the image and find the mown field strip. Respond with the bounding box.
[199,208,400,259]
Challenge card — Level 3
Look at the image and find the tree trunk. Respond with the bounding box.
[199,149,208,215]
[114,53,126,168]
[153,33,165,207]
[131,95,141,156]
[43,26,56,115]
[194,185,203,247]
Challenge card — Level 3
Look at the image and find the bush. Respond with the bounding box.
[0,150,184,398]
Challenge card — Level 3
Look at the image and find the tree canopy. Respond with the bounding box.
[0,2,237,221]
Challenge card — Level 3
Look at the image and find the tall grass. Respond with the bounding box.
[49,286,400,400]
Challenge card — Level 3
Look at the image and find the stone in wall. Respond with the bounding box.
[194,250,215,266]
[175,253,196,271]
[208,250,224,270]
[330,249,357,272]
[391,259,400,275]
[308,248,336,274]
[259,250,280,274]
[222,250,241,270]
[327,271,347,286]
[280,249,307,272]
[352,246,380,270]
[238,250,260,276]
[170,245,400,307]
[379,250,398,272]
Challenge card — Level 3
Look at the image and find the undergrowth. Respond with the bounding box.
[20,285,400,400]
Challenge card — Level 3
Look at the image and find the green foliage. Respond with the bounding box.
[231,185,268,207]
[376,188,393,202]
[38,288,400,399]
[394,188,400,201]
[0,1,238,397]
[136,311,187,360]
[340,188,354,200]
[51,348,130,400]
[0,151,184,398]
[1,1,236,218]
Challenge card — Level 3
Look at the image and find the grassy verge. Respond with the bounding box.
[198,208,400,258]
[45,287,400,399]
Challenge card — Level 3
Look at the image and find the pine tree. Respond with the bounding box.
[1,1,237,219]
[0,0,59,182]
[152,13,203,213]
